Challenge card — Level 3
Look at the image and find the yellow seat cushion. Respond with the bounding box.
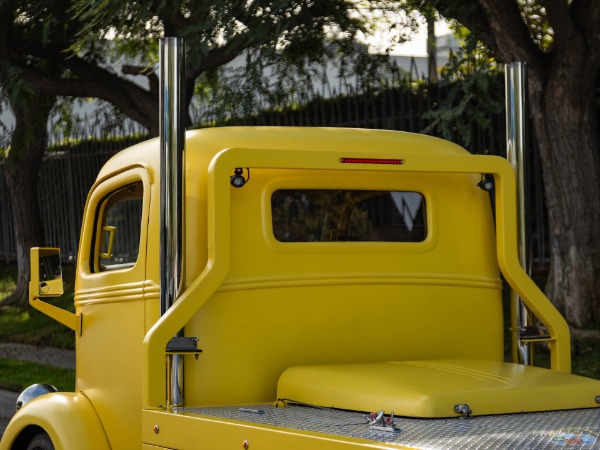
[277,359,600,417]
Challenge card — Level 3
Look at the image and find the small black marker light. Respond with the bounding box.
[230,168,247,188]
[478,175,494,192]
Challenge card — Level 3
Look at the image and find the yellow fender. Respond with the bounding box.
[0,392,110,450]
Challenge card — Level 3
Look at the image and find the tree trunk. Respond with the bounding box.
[1,92,55,306]
[438,0,600,329]
[528,47,600,328]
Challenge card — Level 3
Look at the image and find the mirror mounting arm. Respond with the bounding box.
[29,296,82,336]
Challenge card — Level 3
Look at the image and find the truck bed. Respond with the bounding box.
[174,403,600,449]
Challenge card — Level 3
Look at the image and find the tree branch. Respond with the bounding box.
[3,36,159,131]
[571,0,600,52]
[198,43,244,73]
[14,59,158,134]
[487,0,543,62]
[433,1,494,48]
[122,64,159,97]
[435,0,546,95]
[545,0,574,49]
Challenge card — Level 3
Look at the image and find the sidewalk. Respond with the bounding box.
[0,344,75,437]
[0,343,75,370]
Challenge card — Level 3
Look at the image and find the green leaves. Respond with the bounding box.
[421,32,501,150]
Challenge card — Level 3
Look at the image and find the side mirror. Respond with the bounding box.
[30,247,64,299]
[29,247,80,334]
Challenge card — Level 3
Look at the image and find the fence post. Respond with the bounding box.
[66,151,78,261]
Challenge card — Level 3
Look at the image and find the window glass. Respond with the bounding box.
[95,182,143,271]
[271,190,426,242]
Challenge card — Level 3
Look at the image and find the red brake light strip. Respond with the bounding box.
[340,157,404,165]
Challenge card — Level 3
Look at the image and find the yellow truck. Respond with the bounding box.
[2,40,600,449]
[2,125,600,449]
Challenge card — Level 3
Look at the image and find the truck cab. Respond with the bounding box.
[3,127,600,450]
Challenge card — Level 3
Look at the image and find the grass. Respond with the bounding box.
[520,340,600,379]
[0,358,75,392]
[0,261,76,392]
[0,263,17,299]
[0,262,76,350]
[0,296,76,349]
[568,338,600,379]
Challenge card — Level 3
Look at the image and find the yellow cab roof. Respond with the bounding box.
[97,126,468,180]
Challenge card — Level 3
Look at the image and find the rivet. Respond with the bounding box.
[595,395,600,404]
[242,440,249,449]
[154,424,160,434]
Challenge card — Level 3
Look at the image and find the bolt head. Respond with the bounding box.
[154,424,160,434]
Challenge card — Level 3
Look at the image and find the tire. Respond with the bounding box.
[26,432,54,450]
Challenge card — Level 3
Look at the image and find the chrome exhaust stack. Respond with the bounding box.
[160,37,186,407]
[505,62,531,365]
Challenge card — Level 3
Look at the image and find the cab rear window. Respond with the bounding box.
[271,190,426,242]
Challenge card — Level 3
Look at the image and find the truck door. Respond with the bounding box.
[75,165,152,449]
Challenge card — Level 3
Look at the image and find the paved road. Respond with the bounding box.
[0,390,18,437]
[0,344,75,440]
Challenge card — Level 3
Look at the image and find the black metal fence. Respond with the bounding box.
[0,131,148,262]
[38,149,124,260]
[0,70,549,270]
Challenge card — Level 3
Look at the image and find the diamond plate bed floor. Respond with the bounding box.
[174,403,600,449]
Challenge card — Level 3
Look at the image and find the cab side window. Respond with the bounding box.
[94,182,144,272]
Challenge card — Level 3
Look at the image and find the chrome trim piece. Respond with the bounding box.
[505,62,530,365]
[160,37,186,408]
[159,36,185,317]
[16,384,58,411]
